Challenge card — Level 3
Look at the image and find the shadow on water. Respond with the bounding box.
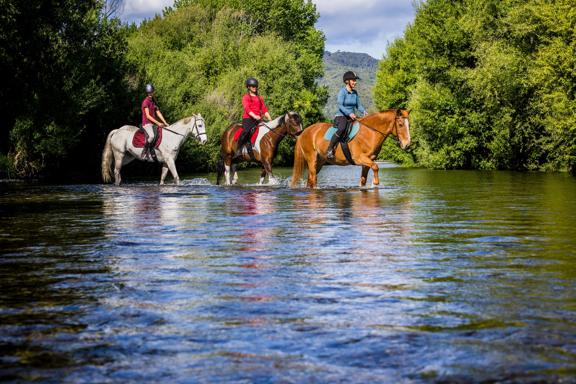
[0,168,575,382]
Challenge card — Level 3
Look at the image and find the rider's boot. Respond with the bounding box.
[235,130,250,158]
[326,133,340,160]
[141,142,150,159]
[245,141,255,160]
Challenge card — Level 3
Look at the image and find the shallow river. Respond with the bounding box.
[1,165,575,383]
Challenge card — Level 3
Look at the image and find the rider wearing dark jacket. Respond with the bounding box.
[326,71,366,160]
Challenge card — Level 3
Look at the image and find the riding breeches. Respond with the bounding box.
[334,116,350,137]
[239,118,258,145]
[142,123,157,144]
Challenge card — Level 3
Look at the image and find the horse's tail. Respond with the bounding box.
[101,130,116,183]
[291,137,306,188]
[216,152,225,185]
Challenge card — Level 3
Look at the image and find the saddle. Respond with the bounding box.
[324,121,360,165]
[323,121,360,142]
[134,126,163,162]
[233,125,259,145]
[133,126,163,148]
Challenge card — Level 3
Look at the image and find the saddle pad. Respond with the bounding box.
[132,127,163,148]
[324,121,360,141]
[233,126,259,144]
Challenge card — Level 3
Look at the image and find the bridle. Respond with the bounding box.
[190,116,207,141]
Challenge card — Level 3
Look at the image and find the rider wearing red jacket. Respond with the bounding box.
[236,77,272,157]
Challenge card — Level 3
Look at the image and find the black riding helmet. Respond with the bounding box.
[245,77,259,87]
[145,83,155,94]
[343,71,360,83]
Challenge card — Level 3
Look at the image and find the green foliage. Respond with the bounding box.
[0,0,133,178]
[127,2,326,171]
[374,0,576,173]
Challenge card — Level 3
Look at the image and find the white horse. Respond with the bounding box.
[101,114,207,185]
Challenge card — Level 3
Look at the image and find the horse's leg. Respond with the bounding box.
[224,163,231,185]
[160,164,169,185]
[165,156,180,185]
[231,164,238,185]
[360,165,370,187]
[357,156,380,187]
[306,156,320,189]
[113,150,125,186]
[259,166,266,185]
[261,159,276,184]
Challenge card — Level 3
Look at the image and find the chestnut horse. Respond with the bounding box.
[216,112,303,185]
[291,109,411,188]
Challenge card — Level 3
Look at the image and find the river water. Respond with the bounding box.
[1,165,575,383]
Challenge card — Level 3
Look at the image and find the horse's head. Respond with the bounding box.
[394,109,411,149]
[281,111,304,137]
[191,114,207,144]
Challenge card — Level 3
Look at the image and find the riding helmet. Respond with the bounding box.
[145,83,155,94]
[343,71,360,82]
[245,77,259,87]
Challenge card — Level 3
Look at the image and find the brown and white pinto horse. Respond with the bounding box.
[217,112,303,185]
[291,109,411,188]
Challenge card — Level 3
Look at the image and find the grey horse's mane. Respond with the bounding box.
[175,114,200,126]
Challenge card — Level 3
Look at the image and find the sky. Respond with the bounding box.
[119,0,416,59]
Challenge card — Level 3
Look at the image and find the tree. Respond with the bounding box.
[127,1,327,171]
[0,0,132,178]
[374,0,576,173]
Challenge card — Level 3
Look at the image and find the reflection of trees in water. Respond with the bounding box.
[0,190,108,379]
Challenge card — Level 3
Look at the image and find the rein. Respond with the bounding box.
[162,126,185,136]
[260,115,289,138]
[359,116,401,138]
[163,116,205,138]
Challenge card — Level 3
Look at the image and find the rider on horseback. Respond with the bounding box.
[141,83,169,159]
[236,77,272,158]
[326,71,366,160]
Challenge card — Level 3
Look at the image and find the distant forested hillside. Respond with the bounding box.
[320,51,378,119]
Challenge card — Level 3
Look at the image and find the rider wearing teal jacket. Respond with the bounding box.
[327,71,366,159]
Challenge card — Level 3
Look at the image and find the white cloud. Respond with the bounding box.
[120,0,174,22]
[118,0,416,57]
[312,0,415,58]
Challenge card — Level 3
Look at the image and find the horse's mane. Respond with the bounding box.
[263,114,285,130]
[175,114,200,126]
[375,108,404,114]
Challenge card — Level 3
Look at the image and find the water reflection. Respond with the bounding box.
[0,170,575,383]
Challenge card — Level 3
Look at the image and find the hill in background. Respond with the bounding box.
[320,51,379,119]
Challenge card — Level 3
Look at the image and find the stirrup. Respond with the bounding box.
[326,148,335,160]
